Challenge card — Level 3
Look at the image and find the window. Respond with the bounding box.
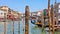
[1,13,3,15]
[58,10,60,13]
[59,5,60,8]
[0,10,4,18]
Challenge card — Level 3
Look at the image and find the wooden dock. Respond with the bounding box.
[35,22,42,25]
[54,25,60,29]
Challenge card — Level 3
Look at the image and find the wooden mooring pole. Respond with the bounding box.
[55,0,58,30]
[18,13,20,34]
[56,10,58,29]
[48,0,51,34]
[4,13,6,34]
[51,5,54,34]
[25,6,30,34]
[22,16,25,31]
[41,12,44,32]
[12,14,14,34]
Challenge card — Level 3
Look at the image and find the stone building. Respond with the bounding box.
[0,6,20,21]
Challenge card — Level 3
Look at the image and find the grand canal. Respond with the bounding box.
[0,20,60,34]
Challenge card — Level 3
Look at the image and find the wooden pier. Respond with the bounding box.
[35,22,42,25]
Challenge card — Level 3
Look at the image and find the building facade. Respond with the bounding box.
[54,3,60,21]
[0,6,9,21]
[0,6,20,21]
[31,11,42,17]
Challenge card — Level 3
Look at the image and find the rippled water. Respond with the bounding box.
[0,20,60,34]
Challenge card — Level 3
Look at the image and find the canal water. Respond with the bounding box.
[0,20,60,34]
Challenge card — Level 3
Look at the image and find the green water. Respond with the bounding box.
[0,20,60,34]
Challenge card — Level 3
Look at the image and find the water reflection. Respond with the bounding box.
[31,26,42,34]
[29,20,46,34]
[0,20,60,34]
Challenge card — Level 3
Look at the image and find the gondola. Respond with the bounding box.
[31,16,42,27]
[31,16,49,27]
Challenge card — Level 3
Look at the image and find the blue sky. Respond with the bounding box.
[0,0,60,13]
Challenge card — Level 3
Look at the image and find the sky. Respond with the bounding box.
[0,0,60,13]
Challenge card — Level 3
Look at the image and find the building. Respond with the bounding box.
[0,6,20,21]
[43,9,48,16]
[7,8,20,21]
[0,6,9,21]
[31,11,42,17]
[53,3,60,21]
